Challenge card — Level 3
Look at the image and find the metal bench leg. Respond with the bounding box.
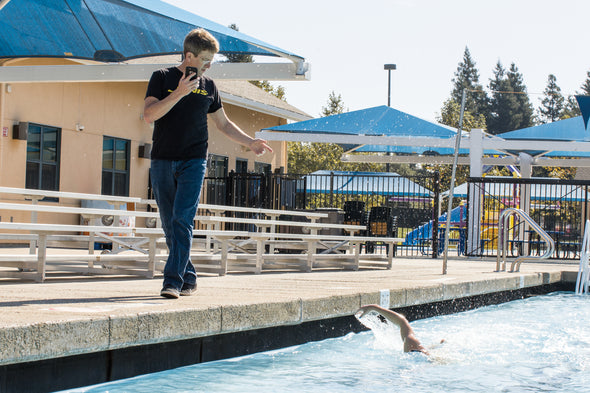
[219,239,228,276]
[36,233,47,282]
[147,236,157,278]
[387,241,394,269]
[255,238,264,274]
[353,241,360,271]
[88,232,95,269]
[306,240,315,272]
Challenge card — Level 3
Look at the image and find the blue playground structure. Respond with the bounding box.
[404,204,467,253]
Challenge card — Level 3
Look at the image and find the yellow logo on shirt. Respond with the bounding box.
[168,89,208,95]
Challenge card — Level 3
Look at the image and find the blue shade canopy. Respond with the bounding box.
[0,0,303,62]
[498,116,590,157]
[264,105,471,156]
[301,170,433,197]
[265,105,457,137]
[264,105,506,156]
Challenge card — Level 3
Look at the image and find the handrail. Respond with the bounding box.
[496,208,555,272]
[575,220,590,295]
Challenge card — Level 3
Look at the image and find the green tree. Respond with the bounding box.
[250,81,287,102]
[562,70,590,119]
[321,91,346,116]
[506,63,534,129]
[533,165,576,179]
[450,47,488,119]
[487,61,515,134]
[538,74,565,123]
[486,62,534,134]
[438,99,486,131]
[580,70,590,95]
[562,96,581,119]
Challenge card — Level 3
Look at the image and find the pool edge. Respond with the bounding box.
[0,270,577,393]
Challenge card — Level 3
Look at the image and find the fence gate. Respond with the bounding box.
[465,177,590,260]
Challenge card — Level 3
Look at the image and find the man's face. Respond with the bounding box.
[188,50,215,75]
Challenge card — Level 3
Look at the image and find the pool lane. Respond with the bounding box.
[0,257,579,392]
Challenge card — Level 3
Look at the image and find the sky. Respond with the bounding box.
[163,0,590,122]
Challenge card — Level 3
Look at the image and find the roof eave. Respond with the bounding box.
[0,62,311,83]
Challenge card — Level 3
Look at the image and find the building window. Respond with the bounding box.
[206,154,228,204]
[236,158,248,173]
[254,162,272,175]
[208,154,228,177]
[26,124,60,191]
[102,137,130,196]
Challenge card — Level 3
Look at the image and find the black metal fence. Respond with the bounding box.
[202,171,441,257]
[465,177,590,259]
[169,171,586,260]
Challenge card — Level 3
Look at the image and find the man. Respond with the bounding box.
[357,304,430,354]
[144,28,272,299]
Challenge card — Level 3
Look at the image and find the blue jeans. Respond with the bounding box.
[150,158,207,290]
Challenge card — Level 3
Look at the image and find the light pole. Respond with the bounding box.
[384,64,396,107]
[384,64,396,173]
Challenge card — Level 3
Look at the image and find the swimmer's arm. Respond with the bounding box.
[357,305,412,337]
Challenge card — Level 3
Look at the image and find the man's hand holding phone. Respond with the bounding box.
[177,66,200,96]
[185,66,199,81]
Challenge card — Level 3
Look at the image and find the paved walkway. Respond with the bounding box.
[0,256,579,366]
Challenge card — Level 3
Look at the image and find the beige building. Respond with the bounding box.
[0,56,310,224]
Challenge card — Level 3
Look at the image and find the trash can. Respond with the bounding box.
[315,208,344,235]
[368,206,392,236]
[343,201,366,227]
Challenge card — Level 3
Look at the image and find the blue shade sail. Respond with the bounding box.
[0,0,303,62]
[264,105,497,155]
[575,95,590,129]
[498,116,590,157]
[264,105,457,137]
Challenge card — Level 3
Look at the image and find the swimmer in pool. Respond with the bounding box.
[357,304,438,355]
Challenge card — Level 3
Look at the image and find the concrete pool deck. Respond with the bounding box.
[0,256,579,369]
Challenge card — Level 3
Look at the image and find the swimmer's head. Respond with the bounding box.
[403,334,428,354]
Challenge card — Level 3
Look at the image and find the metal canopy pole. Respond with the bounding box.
[442,89,466,274]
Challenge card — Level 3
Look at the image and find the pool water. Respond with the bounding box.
[64,292,590,393]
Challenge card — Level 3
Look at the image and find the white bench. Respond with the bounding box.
[0,187,147,252]
[192,214,402,274]
[233,232,404,274]
[0,187,401,279]
[194,215,364,237]
[194,214,364,254]
[0,192,251,280]
[0,221,249,281]
[0,186,143,205]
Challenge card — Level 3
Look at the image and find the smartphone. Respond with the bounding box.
[185,66,199,81]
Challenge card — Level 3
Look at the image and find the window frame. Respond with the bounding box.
[25,123,61,192]
[102,136,131,197]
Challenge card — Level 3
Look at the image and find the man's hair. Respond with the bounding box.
[184,28,220,56]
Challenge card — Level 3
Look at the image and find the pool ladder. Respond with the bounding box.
[496,208,555,272]
[575,220,590,295]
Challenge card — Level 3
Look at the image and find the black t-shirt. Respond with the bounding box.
[145,67,222,160]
